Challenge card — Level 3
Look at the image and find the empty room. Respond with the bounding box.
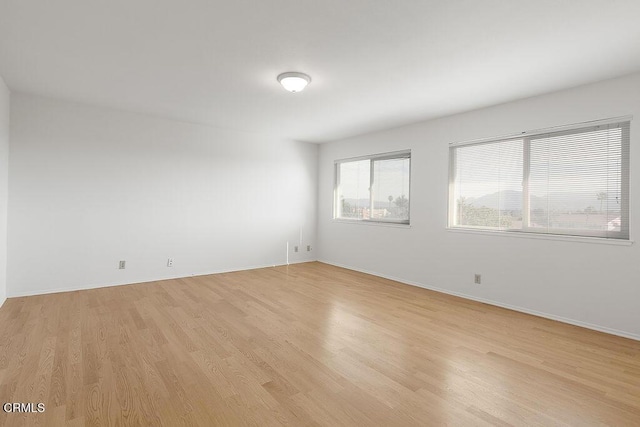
[0,0,639,425]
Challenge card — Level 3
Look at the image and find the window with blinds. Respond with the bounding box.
[449,119,630,239]
[335,151,411,224]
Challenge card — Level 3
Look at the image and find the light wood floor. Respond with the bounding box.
[0,262,639,426]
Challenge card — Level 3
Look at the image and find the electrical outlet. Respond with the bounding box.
[294,246,299,252]
[119,260,126,269]
[474,274,482,284]
[307,245,311,251]
[167,258,174,267]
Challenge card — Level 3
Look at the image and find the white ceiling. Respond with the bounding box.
[1,0,639,143]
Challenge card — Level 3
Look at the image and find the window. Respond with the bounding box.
[449,119,630,239]
[335,151,411,224]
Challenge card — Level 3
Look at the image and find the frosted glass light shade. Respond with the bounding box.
[277,72,311,93]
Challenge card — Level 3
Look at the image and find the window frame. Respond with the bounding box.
[448,117,631,240]
[334,150,411,225]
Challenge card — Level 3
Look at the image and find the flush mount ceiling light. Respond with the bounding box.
[277,72,311,93]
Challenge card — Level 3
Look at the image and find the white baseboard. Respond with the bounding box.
[318,259,640,342]
[7,259,316,299]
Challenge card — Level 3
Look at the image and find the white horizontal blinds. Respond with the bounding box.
[371,157,410,222]
[527,122,629,239]
[453,139,523,230]
[337,159,370,219]
[450,119,630,239]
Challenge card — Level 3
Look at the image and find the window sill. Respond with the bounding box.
[332,219,411,229]
[446,227,634,246]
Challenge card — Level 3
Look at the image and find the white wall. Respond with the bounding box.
[8,94,317,296]
[0,77,9,306]
[318,72,640,339]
